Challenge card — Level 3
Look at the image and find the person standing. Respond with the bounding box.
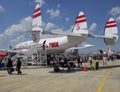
[102,55,107,65]
[77,56,80,67]
[89,56,92,66]
[80,57,82,67]
[16,58,22,75]
[6,57,13,75]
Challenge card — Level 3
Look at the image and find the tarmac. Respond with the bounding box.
[0,60,120,92]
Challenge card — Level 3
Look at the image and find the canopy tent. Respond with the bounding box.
[0,51,8,57]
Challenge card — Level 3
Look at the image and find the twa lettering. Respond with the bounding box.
[49,42,59,47]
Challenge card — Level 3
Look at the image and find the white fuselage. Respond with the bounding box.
[15,34,88,54]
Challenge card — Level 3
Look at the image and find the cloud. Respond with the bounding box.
[108,6,120,24]
[10,35,26,45]
[109,6,120,16]
[35,0,45,7]
[0,16,32,46]
[41,22,74,38]
[41,22,64,38]
[45,22,63,33]
[47,9,60,18]
[44,22,73,33]
[4,16,32,36]
[45,22,56,31]
[0,34,4,41]
[66,25,74,33]
[116,16,120,22]
[0,13,72,48]
[65,17,69,22]
[57,4,61,8]
[51,28,63,33]
[0,5,5,13]
[89,23,97,31]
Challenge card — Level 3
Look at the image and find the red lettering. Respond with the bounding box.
[49,42,59,47]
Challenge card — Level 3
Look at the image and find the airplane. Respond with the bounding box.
[14,4,118,56]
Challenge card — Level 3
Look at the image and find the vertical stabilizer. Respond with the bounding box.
[32,4,42,31]
[72,12,88,35]
[104,18,118,45]
[32,4,42,43]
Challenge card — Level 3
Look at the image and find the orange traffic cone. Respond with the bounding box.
[84,64,87,72]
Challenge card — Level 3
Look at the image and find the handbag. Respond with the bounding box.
[10,67,14,72]
[16,67,18,71]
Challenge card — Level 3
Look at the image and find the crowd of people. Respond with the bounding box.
[0,57,22,75]
[53,53,116,72]
[0,53,117,73]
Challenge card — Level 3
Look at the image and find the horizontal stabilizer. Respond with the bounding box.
[43,31,82,37]
[88,33,113,39]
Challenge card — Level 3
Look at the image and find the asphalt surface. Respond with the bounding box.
[0,60,120,92]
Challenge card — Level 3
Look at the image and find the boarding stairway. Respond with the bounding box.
[38,49,47,67]
[24,44,47,67]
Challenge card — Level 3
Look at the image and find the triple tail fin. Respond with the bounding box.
[32,4,42,43]
[104,18,118,45]
[32,4,42,32]
[72,12,88,35]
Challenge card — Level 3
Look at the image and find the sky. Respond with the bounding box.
[0,0,120,53]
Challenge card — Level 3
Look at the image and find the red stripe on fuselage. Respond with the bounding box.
[105,24,117,28]
[34,8,40,13]
[33,13,41,18]
[107,21,116,24]
[75,19,86,24]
